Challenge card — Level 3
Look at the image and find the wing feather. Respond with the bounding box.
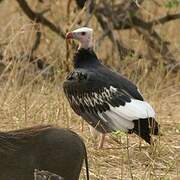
[63,68,155,133]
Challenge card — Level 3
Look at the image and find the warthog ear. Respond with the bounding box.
[34,169,64,180]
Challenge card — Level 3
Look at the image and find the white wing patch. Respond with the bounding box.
[98,99,155,131]
[98,111,134,132]
[69,85,155,132]
[113,99,155,119]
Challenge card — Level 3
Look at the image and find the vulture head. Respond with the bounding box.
[66,27,93,49]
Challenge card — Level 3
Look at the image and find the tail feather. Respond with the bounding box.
[133,118,159,144]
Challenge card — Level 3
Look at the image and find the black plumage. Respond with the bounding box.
[63,48,159,144]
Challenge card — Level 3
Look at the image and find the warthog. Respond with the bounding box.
[0,125,89,180]
[34,169,64,180]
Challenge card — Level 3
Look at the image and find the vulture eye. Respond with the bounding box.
[81,32,86,35]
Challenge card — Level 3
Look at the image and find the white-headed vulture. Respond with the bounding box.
[63,27,159,148]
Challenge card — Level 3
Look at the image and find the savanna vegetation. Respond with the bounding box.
[0,0,179,179]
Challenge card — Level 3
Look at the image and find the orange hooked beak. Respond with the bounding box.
[66,32,73,40]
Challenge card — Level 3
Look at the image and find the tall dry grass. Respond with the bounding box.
[0,0,179,179]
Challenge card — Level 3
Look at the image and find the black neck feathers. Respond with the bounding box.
[73,48,101,68]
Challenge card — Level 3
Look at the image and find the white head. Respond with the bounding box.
[66,27,93,49]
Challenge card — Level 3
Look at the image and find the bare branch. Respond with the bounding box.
[130,13,180,30]
[97,1,180,31]
[94,0,144,59]
[94,0,179,70]
[96,0,144,30]
[16,0,65,38]
[95,12,141,60]
[149,13,180,26]
[30,25,41,56]
[135,27,179,71]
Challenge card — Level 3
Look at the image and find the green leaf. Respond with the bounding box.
[164,0,180,8]
[112,130,126,137]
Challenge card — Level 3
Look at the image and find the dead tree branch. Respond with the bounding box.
[97,2,180,31]
[135,27,178,69]
[16,0,65,38]
[149,13,180,26]
[30,25,41,57]
[94,0,144,59]
[123,13,180,30]
[96,0,144,30]
[92,0,179,70]
[95,12,140,59]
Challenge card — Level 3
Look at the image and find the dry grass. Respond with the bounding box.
[0,1,180,180]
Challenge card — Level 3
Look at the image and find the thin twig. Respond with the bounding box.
[30,24,41,57]
[16,0,65,38]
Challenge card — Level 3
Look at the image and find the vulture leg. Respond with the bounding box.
[89,126,100,140]
[98,133,106,149]
[81,119,84,132]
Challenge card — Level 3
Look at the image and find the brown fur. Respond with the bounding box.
[0,125,53,153]
[0,125,89,180]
